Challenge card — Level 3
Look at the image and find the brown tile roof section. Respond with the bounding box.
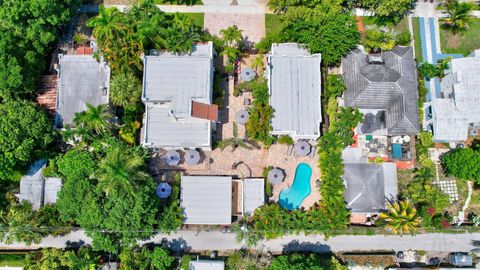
[76,46,93,55]
[191,101,218,122]
[36,75,58,115]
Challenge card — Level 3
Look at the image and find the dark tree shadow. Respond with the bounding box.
[282,240,332,253]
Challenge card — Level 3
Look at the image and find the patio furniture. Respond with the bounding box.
[165,150,180,166]
[156,182,172,198]
[235,109,250,125]
[267,168,285,184]
[309,146,316,158]
[185,149,201,165]
[294,141,311,156]
[240,67,256,82]
[244,98,251,105]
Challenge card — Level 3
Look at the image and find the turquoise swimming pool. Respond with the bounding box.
[279,163,312,210]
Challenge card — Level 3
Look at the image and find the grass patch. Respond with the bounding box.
[153,0,203,5]
[265,14,282,35]
[412,17,424,63]
[361,16,409,33]
[0,254,25,267]
[440,18,480,56]
[175,12,204,28]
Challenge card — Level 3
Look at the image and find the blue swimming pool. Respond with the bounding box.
[279,163,312,210]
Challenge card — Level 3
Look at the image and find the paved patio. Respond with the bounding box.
[204,13,265,43]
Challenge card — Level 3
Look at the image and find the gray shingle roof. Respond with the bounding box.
[181,175,232,225]
[55,54,110,127]
[343,162,398,213]
[342,47,419,135]
[141,42,214,149]
[268,43,322,140]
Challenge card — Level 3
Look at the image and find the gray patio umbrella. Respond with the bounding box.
[267,168,285,185]
[295,141,311,156]
[185,149,201,165]
[240,67,256,82]
[165,150,180,166]
[156,182,172,199]
[235,110,250,125]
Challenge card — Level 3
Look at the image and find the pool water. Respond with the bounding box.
[279,163,312,210]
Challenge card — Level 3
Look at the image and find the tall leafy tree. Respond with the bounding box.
[280,5,360,65]
[0,100,54,180]
[220,25,243,47]
[441,148,480,183]
[379,200,421,235]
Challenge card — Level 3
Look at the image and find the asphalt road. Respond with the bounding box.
[1,230,480,253]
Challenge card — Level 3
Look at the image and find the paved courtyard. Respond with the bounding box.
[204,13,265,43]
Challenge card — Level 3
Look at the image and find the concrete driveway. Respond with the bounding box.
[204,13,265,43]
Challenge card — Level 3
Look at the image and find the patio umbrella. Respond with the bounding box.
[156,182,172,199]
[295,141,311,156]
[165,150,180,166]
[235,110,250,125]
[267,168,285,185]
[240,67,256,82]
[185,149,201,165]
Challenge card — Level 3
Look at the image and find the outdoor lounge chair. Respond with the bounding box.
[286,145,293,156]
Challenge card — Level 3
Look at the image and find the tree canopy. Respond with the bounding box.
[0,100,54,180]
[55,142,159,252]
[441,147,480,183]
[88,3,203,74]
[279,6,359,65]
[0,0,80,98]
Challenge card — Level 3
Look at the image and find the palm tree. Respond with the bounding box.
[251,55,265,73]
[73,103,112,134]
[0,201,45,245]
[217,122,253,152]
[87,6,124,46]
[110,72,142,108]
[443,0,474,32]
[96,146,147,195]
[220,25,243,47]
[379,200,421,235]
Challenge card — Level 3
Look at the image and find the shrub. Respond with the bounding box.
[277,135,294,145]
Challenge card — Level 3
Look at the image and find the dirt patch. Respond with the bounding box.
[444,33,461,49]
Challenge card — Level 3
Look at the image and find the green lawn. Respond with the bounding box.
[412,17,424,63]
[184,12,204,28]
[361,16,409,33]
[153,0,203,5]
[0,254,25,267]
[265,14,282,35]
[440,18,480,56]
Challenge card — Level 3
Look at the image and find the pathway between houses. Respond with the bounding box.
[2,230,480,253]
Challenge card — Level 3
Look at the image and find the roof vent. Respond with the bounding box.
[367,54,384,64]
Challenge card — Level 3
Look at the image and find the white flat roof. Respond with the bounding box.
[189,260,224,270]
[181,175,232,225]
[268,43,322,140]
[243,178,264,215]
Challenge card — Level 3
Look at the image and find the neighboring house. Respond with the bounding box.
[342,46,419,135]
[55,54,110,128]
[342,148,398,213]
[15,160,62,211]
[141,42,217,151]
[181,176,264,225]
[430,50,480,142]
[189,259,225,270]
[267,43,322,141]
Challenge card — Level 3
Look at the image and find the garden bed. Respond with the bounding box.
[440,18,480,56]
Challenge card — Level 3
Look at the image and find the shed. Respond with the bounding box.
[181,175,232,225]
